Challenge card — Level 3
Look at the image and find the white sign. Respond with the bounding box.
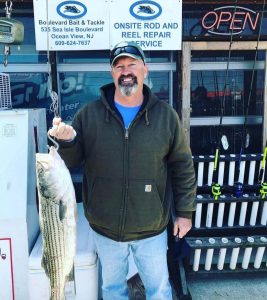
[110,0,182,50]
[0,239,14,300]
[33,0,182,51]
[33,0,110,50]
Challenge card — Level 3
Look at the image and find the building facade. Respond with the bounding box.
[1,0,267,157]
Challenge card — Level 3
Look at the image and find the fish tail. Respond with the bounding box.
[50,284,65,300]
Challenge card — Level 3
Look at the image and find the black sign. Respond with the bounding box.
[183,5,267,41]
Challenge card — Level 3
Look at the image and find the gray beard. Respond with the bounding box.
[118,83,138,97]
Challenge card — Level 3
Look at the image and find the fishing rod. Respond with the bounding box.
[256,2,267,200]
[235,0,266,198]
[258,140,267,198]
[211,1,238,200]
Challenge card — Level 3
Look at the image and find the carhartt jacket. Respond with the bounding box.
[59,83,196,241]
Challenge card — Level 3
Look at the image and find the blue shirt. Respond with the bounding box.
[115,101,141,129]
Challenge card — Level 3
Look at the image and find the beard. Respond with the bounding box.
[118,74,138,96]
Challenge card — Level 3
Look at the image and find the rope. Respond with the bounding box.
[45,0,60,150]
[45,0,59,117]
[3,0,12,66]
[5,0,12,18]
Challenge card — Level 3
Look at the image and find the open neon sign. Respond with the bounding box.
[202,6,260,36]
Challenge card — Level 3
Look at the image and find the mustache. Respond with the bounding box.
[118,74,137,85]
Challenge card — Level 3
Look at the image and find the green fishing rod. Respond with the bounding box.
[211,70,221,199]
[258,141,267,199]
[256,1,267,199]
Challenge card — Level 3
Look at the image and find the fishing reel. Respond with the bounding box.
[233,182,243,198]
[211,183,221,200]
[259,182,267,199]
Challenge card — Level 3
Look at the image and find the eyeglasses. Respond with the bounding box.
[110,46,145,65]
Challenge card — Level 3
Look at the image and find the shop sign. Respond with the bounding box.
[201,6,260,36]
[33,0,109,50]
[33,0,182,50]
[110,0,182,50]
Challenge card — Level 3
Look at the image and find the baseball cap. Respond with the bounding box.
[110,41,146,66]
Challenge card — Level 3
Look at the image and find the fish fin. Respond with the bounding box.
[66,264,75,282]
[64,265,76,297]
[41,254,50,278]
[59,200,67,221]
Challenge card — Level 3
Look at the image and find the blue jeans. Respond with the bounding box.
[91,229,172,300]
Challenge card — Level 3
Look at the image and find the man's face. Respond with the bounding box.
[111,57,148,97]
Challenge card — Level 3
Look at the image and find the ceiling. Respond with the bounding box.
[0,0,265,3]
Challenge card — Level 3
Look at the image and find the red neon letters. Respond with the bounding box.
[202,6,259,35]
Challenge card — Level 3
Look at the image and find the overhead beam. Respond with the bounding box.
[190,41,267,51]
[183,0,265,3]
[1,0,266,3]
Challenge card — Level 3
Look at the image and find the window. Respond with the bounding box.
[190,51,264,155]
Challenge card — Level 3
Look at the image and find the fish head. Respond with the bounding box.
[36,153,57,199]
[36,147,70,201]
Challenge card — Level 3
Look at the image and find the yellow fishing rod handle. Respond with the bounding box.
[214,148,219,171]
[261,147,267,169]
[260,182,267,199]
[212,183,221,200]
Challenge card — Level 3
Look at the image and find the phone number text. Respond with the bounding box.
[54,40,90,46]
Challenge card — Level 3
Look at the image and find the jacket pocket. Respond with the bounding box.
[124,180,163,232]
[86,177,123,231]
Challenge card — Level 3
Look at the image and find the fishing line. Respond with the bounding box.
[257,0,267,197]
[258,141,267,198]
[237,0,266,181]
[255,1,266,190]
[45,0,61,149]
[211,0,239,199]
[45,0,59,118]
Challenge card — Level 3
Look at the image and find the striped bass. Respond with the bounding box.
[36,146,77,300]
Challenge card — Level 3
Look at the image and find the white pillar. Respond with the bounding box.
[195,197,203,228]
[207,158,214,186]
[197,158,204,186]
[217,238,228,270]
[254,237,267,269]
[239,194,249,226]
[206,203,214,228]
[238,158,246,183]
[228,202,236,227]
[229,237,242,270]
[204,238,216,271]
[260,201,267,225]
[193,240,203,272]
[248,156,256,185]
[241,237,254,269]
[250,201,259,226]
[217,195,225,227]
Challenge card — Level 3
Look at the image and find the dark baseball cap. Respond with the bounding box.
[110,41,146,66]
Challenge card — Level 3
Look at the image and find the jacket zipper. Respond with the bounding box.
[125,128,129,139]
[118,127,129,240]
[108,108,146,240]
[118,112,146,240]
[107,109,129,240]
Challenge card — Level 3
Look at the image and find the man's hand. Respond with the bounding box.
[48,117,76,141]
[173,217,192,239]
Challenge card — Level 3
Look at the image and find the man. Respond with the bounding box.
[49,41,196,300]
